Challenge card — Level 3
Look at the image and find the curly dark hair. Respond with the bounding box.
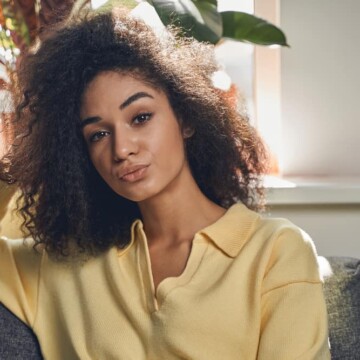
[0,8,268,257]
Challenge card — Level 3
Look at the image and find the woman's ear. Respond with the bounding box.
[182,126,195,139]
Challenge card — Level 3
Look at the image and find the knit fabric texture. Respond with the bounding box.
[323,256,360,360]
[0,303,42,359]
[0,203,330,359]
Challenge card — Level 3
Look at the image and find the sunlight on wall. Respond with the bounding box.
[254,0,282,174]
[218,0,254,13]
[91,0,108,9]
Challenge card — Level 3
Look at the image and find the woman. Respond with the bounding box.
[0,8,330,359]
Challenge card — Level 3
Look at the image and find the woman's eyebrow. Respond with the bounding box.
[119,91,154,110]
[80,91,154,129]
[80,116,101,129]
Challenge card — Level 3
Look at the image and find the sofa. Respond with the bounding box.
[322,256,360,359]
[0,256,359,359]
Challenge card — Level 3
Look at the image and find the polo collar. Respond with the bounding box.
[199,203,260,258]
[131,203,260,258]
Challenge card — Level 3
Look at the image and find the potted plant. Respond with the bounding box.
[0,0,287,70]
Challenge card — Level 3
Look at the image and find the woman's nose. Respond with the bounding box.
[112,127,139,162]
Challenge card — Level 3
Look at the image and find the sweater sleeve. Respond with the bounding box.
[0,181,16,230]
[0,181,24,239]
[257,226,331,359]
[0,237,42,328]
[0,181,42,327]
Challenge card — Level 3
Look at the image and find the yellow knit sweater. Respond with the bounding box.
[0,184,330,359]
[0,183,23,239]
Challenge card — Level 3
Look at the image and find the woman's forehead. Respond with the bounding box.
[79,70,172,120]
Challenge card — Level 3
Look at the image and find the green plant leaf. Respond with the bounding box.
[94,0,138,13]
[196,0,217,6]
[72,0,138,16]
[221,11,288,46]
[1,0,31,46]
[149,0,222,44]
[16,0,38,41]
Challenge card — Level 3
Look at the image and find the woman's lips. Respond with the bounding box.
[119,165,149,183]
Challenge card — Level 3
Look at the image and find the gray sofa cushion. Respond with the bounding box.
[323,257,360,360]
[0,303,42,359]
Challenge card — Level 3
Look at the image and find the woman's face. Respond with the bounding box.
[80,71,191,202]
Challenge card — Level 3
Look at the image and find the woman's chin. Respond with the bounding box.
[113,187,157,203]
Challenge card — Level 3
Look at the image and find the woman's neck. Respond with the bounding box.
[138,169,225,246]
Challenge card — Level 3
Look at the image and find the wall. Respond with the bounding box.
[266,204,360,258]
[280,0,360,176]
[268,0,360,257]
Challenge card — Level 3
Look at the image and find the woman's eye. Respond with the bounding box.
[89,131,109,143]
[133,113,152,125]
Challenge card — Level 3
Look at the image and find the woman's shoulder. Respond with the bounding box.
[248,210,323,288]
[255,211,318,258]
[228,204,322,283]
[203,203,318,267]
[225,203,314,251]
[224,203,316,254]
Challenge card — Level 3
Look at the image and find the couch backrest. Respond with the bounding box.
[322,257,360,360]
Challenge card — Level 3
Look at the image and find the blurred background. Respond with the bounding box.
[259,0,360,258]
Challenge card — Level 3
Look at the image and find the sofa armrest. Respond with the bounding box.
[322,256,360,360]
[0,303,43,359]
